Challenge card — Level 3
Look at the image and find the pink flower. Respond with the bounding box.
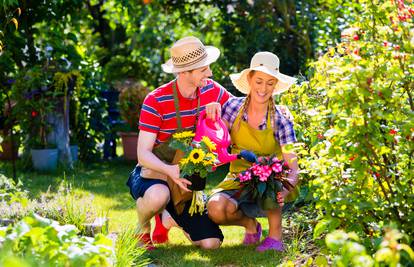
[238,171,252,182]
[254,165,272,182]
[271,163,282,173]
[272,157,282,163]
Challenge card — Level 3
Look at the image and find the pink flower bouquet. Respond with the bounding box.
[237,155,294,210]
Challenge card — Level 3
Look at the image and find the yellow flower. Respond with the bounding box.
[202,153,216,166]
[179,157,189,166]
[201,136,216,151]
[189,148,205,164]
[173,131,195,140]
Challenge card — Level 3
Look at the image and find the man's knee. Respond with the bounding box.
[137,184,170,213]
[198,238,221,250]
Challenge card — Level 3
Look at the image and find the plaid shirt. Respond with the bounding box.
[222,97,297,145]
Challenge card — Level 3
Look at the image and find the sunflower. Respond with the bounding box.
[188,148,205,164]
[173,131,195,140]
[201,136,216,151]
[201,153,215,166]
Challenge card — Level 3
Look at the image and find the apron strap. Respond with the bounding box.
[172,80,183,131]
[172,79,201,130]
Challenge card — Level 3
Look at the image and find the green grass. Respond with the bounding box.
[0,160,309,266]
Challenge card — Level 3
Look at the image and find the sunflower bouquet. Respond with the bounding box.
[170,131,218,180]
[169,131,218,215]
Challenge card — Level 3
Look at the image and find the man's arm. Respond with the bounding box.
[137,130,191,192]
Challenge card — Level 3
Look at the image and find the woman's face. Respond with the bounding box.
[247,71,277,105]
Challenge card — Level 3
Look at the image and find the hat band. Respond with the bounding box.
[251,63,279,71]
[173,52,207,68]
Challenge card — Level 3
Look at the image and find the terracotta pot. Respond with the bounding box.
[186,173,206,191]
[119,132,138,161]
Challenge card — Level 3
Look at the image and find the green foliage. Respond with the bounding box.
[0,173,28,207]
[0,213,115,267]
[115,79,150,132]
[114,227,151,267]
[71,67,110,161]
[283,0,414,246]
[325,228,414,267]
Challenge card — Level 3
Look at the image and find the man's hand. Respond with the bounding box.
[164,164,192,192]
[205,102,221,121]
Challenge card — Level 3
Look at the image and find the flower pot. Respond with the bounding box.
[186,173,206,191]
[119,132,138,161]
[259,196,280,210]
[31,148,58,171]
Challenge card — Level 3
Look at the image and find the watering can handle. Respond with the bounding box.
[198,110,226,131]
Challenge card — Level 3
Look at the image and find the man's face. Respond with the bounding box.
[186,65,213,88]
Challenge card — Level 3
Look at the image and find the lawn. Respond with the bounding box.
[0,160,309,266]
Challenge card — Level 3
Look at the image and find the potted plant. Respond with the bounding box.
[115,79,149,161]
[11,66,60,171]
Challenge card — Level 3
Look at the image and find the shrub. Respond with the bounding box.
[0,213,115,267]
[115,79,149,132]
[283,0,414,244]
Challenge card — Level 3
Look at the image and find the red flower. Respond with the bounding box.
[389,129,397,135]
[31,110,38,117]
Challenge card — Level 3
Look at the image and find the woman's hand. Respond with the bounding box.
[205,102,221,121]
[277,191,284,207]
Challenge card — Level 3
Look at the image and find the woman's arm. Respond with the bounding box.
[281,145,299,198]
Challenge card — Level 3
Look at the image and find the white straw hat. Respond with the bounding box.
[162,36,220,73]
[230,51,296,95]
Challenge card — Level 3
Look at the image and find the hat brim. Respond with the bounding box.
[162,46,220,73]
[230,66,296,95]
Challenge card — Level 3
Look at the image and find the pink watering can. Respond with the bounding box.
[193,110,257,166]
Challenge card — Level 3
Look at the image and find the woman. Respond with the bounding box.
[207,51,299,252]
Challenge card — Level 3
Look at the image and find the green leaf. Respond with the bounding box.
[314,219,330,239]
[257,182,266,197]
[314,255,328,267]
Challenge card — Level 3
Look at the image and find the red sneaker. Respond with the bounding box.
[136,233,155,251]
[152,214,169,244]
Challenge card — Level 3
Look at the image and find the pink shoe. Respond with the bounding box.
[256,237,284,252]
[243,222,262,245]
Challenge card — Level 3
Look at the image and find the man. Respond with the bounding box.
[127,36,231,250]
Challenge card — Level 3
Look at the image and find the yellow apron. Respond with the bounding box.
[214,103,298,202]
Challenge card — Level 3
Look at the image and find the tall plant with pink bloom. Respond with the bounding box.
[237,155,294,210]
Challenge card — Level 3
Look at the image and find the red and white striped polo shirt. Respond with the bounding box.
[139,79,230,145]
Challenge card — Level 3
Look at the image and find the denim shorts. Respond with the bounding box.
[126,165,224,242]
